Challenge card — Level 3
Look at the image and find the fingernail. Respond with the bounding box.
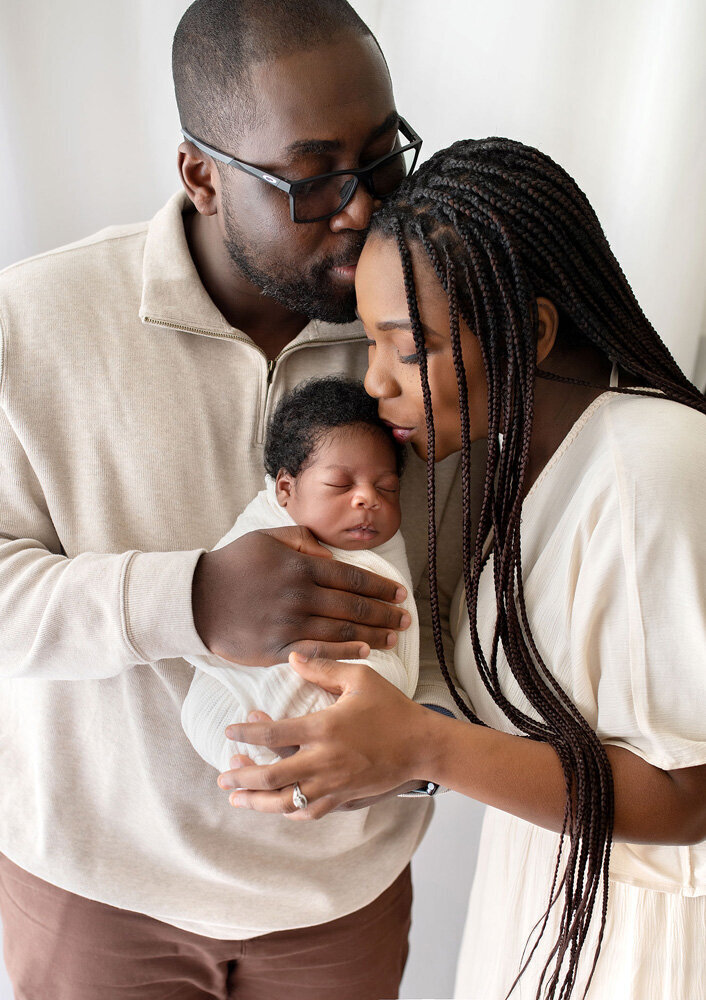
[247,712,262,723]
[225,726,237,738]
[386,632,397,647]
[395,587,407,602]
[229,757,244,769]
[290,652,308,663]
[229,793,243,807]
[358,643,370,658]
[399,612,411,628]
[218,775,236,789]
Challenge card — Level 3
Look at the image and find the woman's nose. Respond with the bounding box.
[364,354,398,401]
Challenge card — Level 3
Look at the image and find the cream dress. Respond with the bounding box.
[452,391,706,1000]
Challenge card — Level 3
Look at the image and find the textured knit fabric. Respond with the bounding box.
[0,192,466,939]
[452,392,706,1000]
[182,477,419,770]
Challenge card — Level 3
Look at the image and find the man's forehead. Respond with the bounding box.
[235,34,395,159]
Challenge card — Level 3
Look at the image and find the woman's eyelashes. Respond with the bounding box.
[364,337,421,365]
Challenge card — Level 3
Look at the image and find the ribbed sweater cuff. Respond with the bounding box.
[412,680,467,721]
[123,549,211,662]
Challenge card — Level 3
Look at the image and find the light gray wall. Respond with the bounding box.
[0,1,704,996]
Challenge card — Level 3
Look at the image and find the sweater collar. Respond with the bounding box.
[139,191,363,346]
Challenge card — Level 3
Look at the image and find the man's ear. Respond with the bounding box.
[536,297,559,366]
[177,142,219,216]
[275,470,295,507]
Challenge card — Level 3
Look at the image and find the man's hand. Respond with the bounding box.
[192,526,410,665]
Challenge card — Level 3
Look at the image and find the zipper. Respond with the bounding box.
[255,334,368,444]
[142,315,366,445]
[141,315,253,344]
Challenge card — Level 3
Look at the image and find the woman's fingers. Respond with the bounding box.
[219,754,303,793]
[224,714,309,751]
[287,653,363,695]
[290,636,372,662]
[227,785,340,820]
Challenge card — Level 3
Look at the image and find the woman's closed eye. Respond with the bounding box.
[366,339,420,365]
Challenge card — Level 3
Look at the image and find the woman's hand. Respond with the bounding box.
[217,653,436,820]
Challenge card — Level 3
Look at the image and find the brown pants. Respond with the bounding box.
[0,854,411,1000]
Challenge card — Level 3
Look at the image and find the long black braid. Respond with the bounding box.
[370,138,705,1000]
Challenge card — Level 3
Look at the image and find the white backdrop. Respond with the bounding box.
[1,2,705,998]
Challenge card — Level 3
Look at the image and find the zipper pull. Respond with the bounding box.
[267,358,276,384]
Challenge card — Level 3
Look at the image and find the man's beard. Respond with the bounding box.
[222,210,365,324]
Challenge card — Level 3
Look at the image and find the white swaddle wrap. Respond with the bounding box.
[181,476,419,770]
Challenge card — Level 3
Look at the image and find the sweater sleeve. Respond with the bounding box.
[0,399,210,681]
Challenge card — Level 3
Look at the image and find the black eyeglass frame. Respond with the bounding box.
[181,117,422,223]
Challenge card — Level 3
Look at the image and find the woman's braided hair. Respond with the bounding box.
[369,137,705,1000]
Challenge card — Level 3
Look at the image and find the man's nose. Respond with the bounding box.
[329,182,379,233]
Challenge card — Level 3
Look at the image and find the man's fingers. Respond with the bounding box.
[313,557,407,607]
[304,586,411,633]
[288,613,401,656]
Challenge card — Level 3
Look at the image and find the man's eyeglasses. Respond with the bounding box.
[181,118,422,223]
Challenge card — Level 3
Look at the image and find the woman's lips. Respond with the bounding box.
[381,419,415,443]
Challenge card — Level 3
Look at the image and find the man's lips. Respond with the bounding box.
[328,263,357,282]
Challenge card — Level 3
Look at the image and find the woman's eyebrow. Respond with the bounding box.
[376,319,440,339]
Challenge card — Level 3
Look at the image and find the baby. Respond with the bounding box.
[181,376,419,771]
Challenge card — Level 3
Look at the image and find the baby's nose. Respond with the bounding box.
[352,487,379,508]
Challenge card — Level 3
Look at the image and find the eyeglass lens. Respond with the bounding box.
[293,142,417,222]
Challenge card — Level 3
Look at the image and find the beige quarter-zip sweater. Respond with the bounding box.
[0,192,463,938]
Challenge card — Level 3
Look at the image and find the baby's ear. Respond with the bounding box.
[275,469,295,507]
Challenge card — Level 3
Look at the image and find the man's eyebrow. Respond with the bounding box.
[283,112,400,159]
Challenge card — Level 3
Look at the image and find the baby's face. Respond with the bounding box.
[275,424,402,550]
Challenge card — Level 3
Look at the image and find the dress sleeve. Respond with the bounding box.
[572,407,706,771]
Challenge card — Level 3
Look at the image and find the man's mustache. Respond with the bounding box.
[317,235,368,272]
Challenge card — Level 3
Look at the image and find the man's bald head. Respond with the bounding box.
[172,0,376,146]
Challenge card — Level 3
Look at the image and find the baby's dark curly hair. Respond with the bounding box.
[264,375,406,478]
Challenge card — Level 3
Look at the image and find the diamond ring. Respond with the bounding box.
[292,782,308,810]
